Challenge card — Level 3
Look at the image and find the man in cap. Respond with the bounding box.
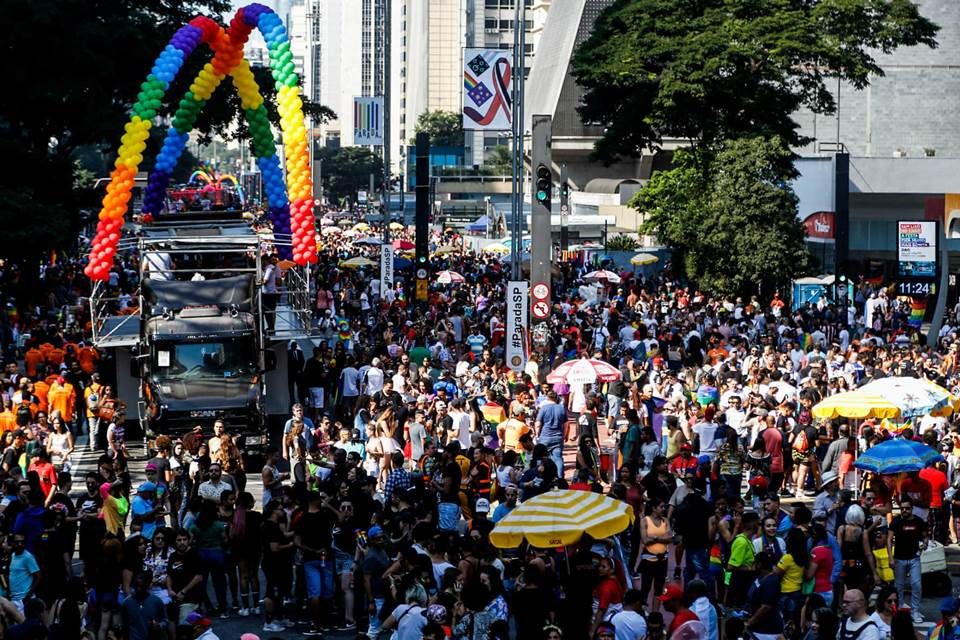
[812,470,841,531]
[928,597,960,640]
[659,583,701,637]
[131,482,164,540]
[185,610,220,640]
[362,525,390,638]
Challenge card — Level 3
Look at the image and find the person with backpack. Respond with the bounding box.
[838,588,881,640]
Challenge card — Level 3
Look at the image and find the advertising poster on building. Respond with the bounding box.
[463,48,512,131]
[897,220,938,278]
[353,96,384,145]
[506,281,527,372]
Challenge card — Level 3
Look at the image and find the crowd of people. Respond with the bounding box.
[1,212,960,640]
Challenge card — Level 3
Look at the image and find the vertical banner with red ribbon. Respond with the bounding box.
[463,49,513,131]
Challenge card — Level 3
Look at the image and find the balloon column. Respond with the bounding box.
[85,3,317,280]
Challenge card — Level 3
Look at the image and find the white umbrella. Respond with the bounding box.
[546,358,622,385]
[583,269,621,284]
[436,270,465,284]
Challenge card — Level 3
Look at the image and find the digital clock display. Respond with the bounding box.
[897,281,935,296]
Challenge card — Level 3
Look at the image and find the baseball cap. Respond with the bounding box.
[368,525,384,539]
[185,611,211,627]
[657,583,685,602]
[942,597,960,615]
[475,498,491,513]
[137,482,157,493]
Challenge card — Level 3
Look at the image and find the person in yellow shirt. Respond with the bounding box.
[85,373,105,452]
[47,377,76,426]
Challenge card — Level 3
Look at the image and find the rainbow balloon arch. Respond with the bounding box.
[85,2,318,281]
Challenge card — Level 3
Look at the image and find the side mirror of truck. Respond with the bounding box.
[263,350,277,373]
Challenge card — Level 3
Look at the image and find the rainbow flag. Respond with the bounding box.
[908,297,926,328]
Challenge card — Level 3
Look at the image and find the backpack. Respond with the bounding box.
[839,618,877,640]
[15,404,31,427]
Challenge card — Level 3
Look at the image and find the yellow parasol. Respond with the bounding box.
[339,257,376,268]
[321,226,342,235]
[489,489,634,548]
[352,222,371,232]
[433,245,458,255]
[811,376,960,420]
[389,222,405,231]
[482,243,510,254]
[630,252,659,266]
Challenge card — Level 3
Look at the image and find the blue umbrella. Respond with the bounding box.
[854,438,943,474]
[393,257,412,270]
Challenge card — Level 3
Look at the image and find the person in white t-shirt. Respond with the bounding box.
[609,589,647,640]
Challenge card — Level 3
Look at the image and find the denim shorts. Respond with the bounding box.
[303,559,335,599]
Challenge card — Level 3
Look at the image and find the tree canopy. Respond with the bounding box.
[571,0,938,165]
[632,137,811,296]
[411,110,465,148]
[317,146,384,204]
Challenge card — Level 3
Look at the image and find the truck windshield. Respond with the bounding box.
[157,342,256,379]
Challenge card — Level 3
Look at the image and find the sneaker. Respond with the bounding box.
[803,490,817,497]
[281,619,296,628]
[263,622,286,633]
[238,608,250,617]
[913,613,925,624]
[303,628,323,637]
[780,490,795,498]
[339,622,357,631]
[219,611,230,620]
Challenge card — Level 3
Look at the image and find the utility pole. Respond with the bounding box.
[382,0,392,243]
[559,164,569,251]
[509,0,526,281]
[530,115,552,349]
[414,132,430,303]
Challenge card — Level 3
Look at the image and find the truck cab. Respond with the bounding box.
[89,210,313,454]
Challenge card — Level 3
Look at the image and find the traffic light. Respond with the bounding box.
[559,181,569,200]
[535,164,551,207]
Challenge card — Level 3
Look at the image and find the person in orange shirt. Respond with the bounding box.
[47,377,76,426]
[45,346,66,369]
[77,345,100,375]
[38,343,54,361]
[498,406,532,453]
[32,376,50,414]
[23,347,44,379]
[0,399,16,433]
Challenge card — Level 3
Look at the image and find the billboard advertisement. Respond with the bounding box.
[353,96,384,145]
[897,220,937,278]
[463,49,513,131]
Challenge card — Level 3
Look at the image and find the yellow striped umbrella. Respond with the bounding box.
[489,489,634,548]
[811,391,903,420]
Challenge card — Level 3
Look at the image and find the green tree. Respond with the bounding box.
[485,145,512,174]
[411,110,464,148]
[606,234,640,252]
[571,0,938,165]
[317,146,384,203]
[633,137,811,296]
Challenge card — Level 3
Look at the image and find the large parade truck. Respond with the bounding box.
[88,209,314,454]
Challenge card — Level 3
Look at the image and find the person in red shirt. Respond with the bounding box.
[659,583,700,636]
[919,460,950,544]
[759,414,785,494]
[668,444,699,477]
[591,557,624,637]
[899,469,933,523]
[28,449,58,504]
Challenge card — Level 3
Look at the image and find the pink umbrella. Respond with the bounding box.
[436,270,465,284]
[582,269,622,284]
[546,358,622,385]
[392,239,414,250]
